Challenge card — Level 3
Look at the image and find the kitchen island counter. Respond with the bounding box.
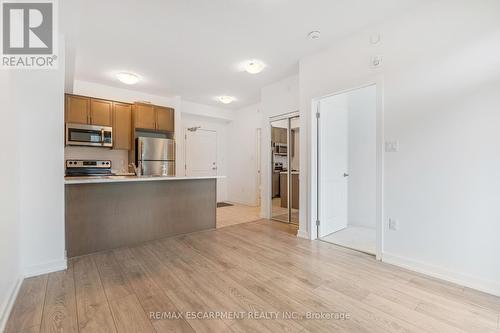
[65,175,225,185]
[65,176,219,257]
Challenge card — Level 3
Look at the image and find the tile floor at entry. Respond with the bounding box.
[321,226,376,255]
[216,203,261,228]
[5,220,500,333]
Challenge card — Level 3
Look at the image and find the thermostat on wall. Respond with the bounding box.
[385,141,399,152]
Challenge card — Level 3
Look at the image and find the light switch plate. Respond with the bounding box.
[388,218,399,231]
[385,141,399,152]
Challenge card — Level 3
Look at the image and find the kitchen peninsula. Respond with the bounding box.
[65,175,219,257]
[64,93,221,258]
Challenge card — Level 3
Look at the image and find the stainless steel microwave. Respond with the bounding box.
[65,123,112,148]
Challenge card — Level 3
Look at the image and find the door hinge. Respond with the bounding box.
[316,219,320,226]
[316,112,320,119]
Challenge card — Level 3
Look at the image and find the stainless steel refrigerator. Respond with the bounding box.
[136,137,175,176]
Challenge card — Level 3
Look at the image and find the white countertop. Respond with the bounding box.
[65,175,225,185]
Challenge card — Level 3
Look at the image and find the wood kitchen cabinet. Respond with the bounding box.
[132,103,156,130]
[132,103,175,132]
[112,102,132,150]
[90,98,113,126]
[272,127,287,144]
[65,94,113,127]
[65,95,90,124]
[155,106,175,132]
[280,172,299,209]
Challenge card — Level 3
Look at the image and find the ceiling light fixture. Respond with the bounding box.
[307,30,321,40]
[217,96,235,104]
[244,60,266,74]
[116,72,140,85]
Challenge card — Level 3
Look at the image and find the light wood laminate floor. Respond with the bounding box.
[6,220,500,333]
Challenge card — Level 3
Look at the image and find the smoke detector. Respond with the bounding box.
[307,31,321,40]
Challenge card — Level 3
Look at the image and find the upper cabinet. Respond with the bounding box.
[133,103,156,130]
[133,103,175,132]
[65,95,90,124]
[90,99,113,126]
[155,106,175,132]
[65,94,113,127]
[113,102,132,150]
[64,94,174,152]
[272,127,287,144]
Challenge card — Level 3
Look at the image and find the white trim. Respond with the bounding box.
[225,199,259,207]
[297,229,310,239]
[0,277,23,333]
[269,111,300,122]
[310,79,384,260]
[383,252,500,297]
[23,258,67,278]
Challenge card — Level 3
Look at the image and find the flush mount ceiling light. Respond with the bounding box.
[116,72,140,85]
[244,60,266,74]
[307,30,321,40]
[217,96,235,104]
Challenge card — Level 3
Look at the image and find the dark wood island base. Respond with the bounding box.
[65,177,216,257]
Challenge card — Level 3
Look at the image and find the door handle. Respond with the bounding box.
[343,173,349,177]
[100,128,105,145]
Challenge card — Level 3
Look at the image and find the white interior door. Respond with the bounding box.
[185,129,217,176]
[318,95,349,237]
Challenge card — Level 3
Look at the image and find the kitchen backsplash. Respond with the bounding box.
[65,146,129,173]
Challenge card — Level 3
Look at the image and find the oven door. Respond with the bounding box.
[66,123,113,147]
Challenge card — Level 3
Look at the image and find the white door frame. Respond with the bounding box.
[311,80,384,260]
[256,128,262,206]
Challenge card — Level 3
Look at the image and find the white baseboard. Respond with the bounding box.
[225,200,259,207]
[297,229,310,240]
[24,258,67,278]
[0,277,22,333]
[382,252,500,297]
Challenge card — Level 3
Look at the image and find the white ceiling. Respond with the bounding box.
[62,0,430,109]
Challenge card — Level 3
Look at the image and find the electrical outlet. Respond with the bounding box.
[388,218,399,231]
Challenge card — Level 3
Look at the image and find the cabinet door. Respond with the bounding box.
[90,99,113,126]
[133,103,156,130]
[155,106,174,131]
[65,95,89,124]
[113,102,132,150]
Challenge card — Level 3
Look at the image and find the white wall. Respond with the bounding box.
[182,100,233,121]
[0,69,22,332]
[180,113,230,202]
[227,104,262,206]
[11,41,67,278]
[347,86,376,228]
[72,80,176,106]
[300,0,500,295]
[260,75,301,223]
